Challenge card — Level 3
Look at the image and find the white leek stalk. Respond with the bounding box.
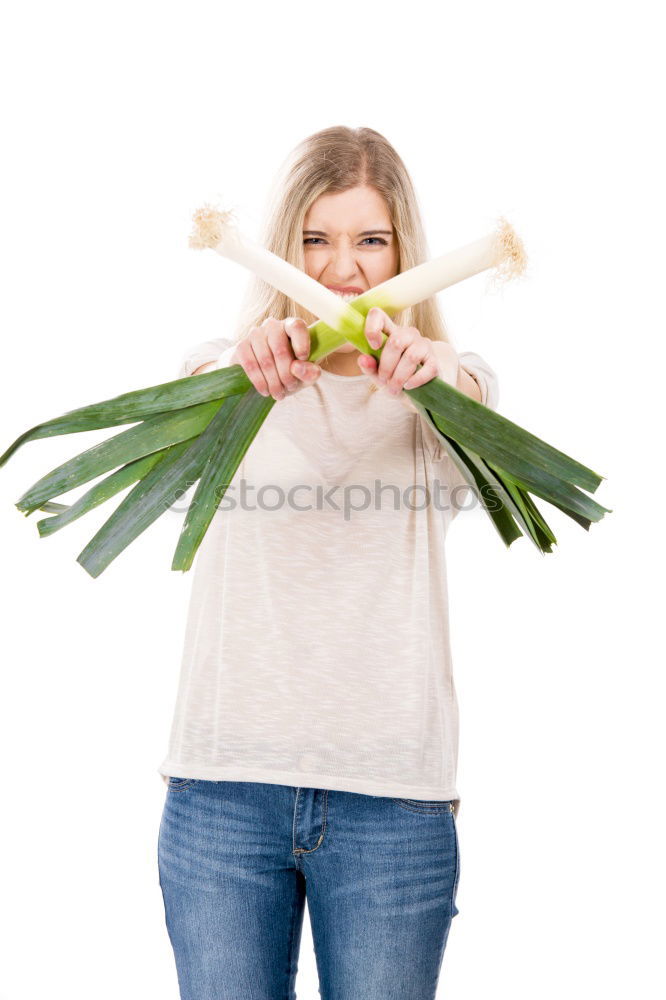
[189,206,363,353]
[189,205,526,359]
[351,218,526,316]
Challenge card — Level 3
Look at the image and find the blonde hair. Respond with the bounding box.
[232,126,452,363]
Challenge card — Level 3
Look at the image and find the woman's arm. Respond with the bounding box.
[428,341,483,403]
[177,337,238,379]
[457,364,482,402]
[191,359,221,376]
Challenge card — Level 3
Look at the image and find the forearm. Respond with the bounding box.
[457,363,482,402]
[431,339,482,403]
[191,360,219,376]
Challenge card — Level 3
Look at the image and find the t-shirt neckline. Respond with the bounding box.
[318,369,368,382]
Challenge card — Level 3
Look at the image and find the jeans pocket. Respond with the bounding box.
[392,798,454,815]
[168,776,198,791]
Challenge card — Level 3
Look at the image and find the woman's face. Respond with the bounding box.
[302,185,399,353]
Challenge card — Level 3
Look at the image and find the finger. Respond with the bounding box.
[357,353,385,391]
[364,307,395,350]
[357,354,377,375]
[376,329,416,385]
[386,339,430,394]
[284,317,311,361]
[290,359,321,384]
[237,336,271,397]
[252,323,286,400]
[266,322,300,393]
[403,358,438,390]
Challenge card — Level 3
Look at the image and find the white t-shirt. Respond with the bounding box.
[158,337,499,813]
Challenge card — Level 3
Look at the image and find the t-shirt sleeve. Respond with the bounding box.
[176,336,239,379]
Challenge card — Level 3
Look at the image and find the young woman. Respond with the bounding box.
[157,126,499,1000]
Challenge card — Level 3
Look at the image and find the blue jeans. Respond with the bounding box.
[158,779,460,1000]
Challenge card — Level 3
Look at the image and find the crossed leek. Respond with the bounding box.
[0,206,610,578]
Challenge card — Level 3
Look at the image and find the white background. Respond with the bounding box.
[0,1,663,997]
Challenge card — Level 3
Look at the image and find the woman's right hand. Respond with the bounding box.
[231,317,322,401]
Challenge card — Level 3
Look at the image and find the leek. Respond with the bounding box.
[185,207,609,542]
[0,205,610,577]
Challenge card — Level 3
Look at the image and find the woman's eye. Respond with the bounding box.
[303,237,387,247]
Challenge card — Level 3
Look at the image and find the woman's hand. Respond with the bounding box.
[231,317,322,401]
[357,307,460,395]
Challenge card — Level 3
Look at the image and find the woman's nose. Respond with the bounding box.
[329,246,360,282]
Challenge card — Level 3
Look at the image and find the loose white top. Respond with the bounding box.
[158,336,499,811]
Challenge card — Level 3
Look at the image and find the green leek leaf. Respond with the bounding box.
[16,399,224,514]
[76,394,245,578]
[407,377,605,494]
[36,449,168,537]
[0,364,250,468]
[172,388,276,571]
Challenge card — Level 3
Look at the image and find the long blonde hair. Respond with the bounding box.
[232,126,452,355]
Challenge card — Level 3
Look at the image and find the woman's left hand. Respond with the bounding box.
[357,307,459,395]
